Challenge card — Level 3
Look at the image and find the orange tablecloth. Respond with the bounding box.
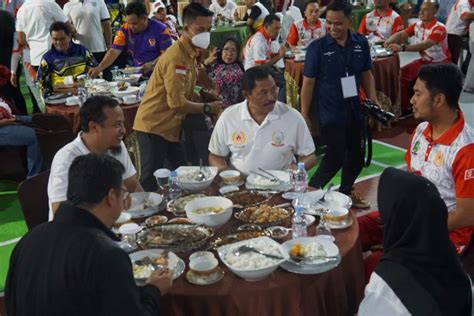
[284,53,401,118]
[156,191,365,316]
[45,102,139,136]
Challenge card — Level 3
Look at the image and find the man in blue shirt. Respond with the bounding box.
[300,0,378,208]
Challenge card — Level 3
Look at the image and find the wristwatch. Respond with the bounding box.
[401,44,406,52]
[203,103,211,115]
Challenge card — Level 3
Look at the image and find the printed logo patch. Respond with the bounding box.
[148,38,156,47]
[465,168,474,180]
[231,131,246,145]
[433,151,444,166]
[175,65,187,75]
[271,130,285,147]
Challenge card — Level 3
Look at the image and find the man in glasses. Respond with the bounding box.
[48,95,143,220]
[6,153,173,315]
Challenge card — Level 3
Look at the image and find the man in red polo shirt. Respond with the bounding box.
[287,0,326,47]
[358,0,403,43]
[358,63,474,278]
[384,1,451,111]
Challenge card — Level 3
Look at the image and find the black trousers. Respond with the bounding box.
[136,131,186,191]
[309,121,365,194]
[182,113,212,166]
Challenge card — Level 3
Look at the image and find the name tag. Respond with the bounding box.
[341,75,358,99]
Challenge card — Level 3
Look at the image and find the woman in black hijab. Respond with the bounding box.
[359,167,471,315]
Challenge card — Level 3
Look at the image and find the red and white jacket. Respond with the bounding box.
[358,8,403,42]
[286,18,327,47]
[405,19,451,62]
[446,0,474,35]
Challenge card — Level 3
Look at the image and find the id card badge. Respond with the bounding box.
[341,75,358,99]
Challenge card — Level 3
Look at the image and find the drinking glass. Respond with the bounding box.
[316,208,333,238]
[154,168,171,199]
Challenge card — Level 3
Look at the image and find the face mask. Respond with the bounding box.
[191,31,211,49]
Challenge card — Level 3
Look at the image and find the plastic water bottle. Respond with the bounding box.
[292,205,307,238]
[294,162,308,194]
[168,170,182,200]
[370,43,377,61]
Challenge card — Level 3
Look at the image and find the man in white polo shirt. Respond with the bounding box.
[47,96,143,220]
[209,0,237,21]
[208,66,316,175]
[446,0,474,64]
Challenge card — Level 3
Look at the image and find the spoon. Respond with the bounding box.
[233,244,284,260]
[289,253,339,262]
[196,158,207,182]
[318,183,334,203]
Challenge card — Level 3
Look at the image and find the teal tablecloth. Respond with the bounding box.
[210,25,251,48]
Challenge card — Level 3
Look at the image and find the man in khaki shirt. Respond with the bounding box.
[133,2,223,191]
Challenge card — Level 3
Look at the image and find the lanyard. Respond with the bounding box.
[338,41,352,77]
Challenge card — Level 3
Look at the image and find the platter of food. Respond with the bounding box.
[110,83,140,97]
[209,230,268,250]
[121,66,142,74]
[130,249,185,284]
[234,204,294,227]
[138,223,214,252]
[167,193,207,216]
[223,190,274,208]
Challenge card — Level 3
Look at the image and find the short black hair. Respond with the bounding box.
[304,0,320,11]
[182,3,213,25]
[263,14,280,28]
[326,0,352,18]
[125,1,148,17]
[49,21,71,36]
[80,96,120,132]
[242,66,275,93]
[417,63,462,109]
[67,153,125,206]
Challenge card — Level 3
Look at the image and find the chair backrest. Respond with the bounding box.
[17,169,50,230]
[32,113,75,169]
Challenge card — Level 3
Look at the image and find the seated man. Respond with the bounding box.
[235,0,269,31]
[89,2,172,78]
[209,0,237,21]
[280,0,303,42]
[36,21,97,97]
[358,64,474,277]
[48,95,143,219]
[446,0,474,64]
[358,0,403,43]
[384,1,451,111]
[6,153,172,315]
[0,65,42,178]
[287,0,326,47]
[208,66,316,175]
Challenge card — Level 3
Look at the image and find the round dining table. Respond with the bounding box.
[140,187,366,316]
[45,102,140,136]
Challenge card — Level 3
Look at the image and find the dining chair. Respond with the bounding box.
[17,169,50,230]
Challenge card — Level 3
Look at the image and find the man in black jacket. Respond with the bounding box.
[5,153,172,316]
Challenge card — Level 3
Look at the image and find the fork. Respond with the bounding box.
[257,168,281,182]
[318,183,334,203]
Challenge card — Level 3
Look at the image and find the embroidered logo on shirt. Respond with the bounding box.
[323,51,335,56]
[231,131,246,145]
[271,130,285,147]
[148,38,156,47]
[433,151,444,166]
[412,140,420,155]
[175,65,187,75]
[465,168,474,180]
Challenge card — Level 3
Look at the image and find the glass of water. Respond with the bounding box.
[154,168,171,198]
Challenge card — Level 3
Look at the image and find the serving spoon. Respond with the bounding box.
[233,244,284,260]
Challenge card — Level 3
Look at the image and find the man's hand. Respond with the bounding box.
[141,61,155,74]
[278,43,288,58]
[0,118,17,127]
[204,47,219,66]
[233,10,240,21]
[146,268,173,295]
[88,67,102,78]
[209,100,224,114]
[10,73,17,87]
[387,43,402,52]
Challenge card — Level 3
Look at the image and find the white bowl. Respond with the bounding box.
[176,166,218,193]
[217,236,289,281]
[185,196,233,227]
[219,170,241,185]
[123,95,140,104]
[189,256,218,272]
[116,73,142,85]
[125,192,163,218]
[111,86,140,98]
[65,96,80,106]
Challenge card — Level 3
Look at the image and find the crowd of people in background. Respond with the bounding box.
[1,0,474,314]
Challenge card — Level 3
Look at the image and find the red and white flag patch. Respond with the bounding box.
[175,65,187,75]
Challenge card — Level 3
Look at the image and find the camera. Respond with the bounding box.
[363,99,394,126]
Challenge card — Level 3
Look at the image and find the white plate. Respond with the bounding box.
[246,170,290,188]
[125,192,163,218]
[282,192,297,200]
[219,185,240,195]
[45,95,69,104]
[292,190,352,214]
[326,216,353,229]
[129,249,184,283]
[111,86,140,98]
[279,237,341,274]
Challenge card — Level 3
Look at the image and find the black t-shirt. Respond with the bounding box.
[243,5,262,21]
[0,10,15,69]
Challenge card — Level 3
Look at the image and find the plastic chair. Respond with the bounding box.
[17,169,50,230]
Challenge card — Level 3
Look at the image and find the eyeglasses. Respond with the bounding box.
[223,48,238,53]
